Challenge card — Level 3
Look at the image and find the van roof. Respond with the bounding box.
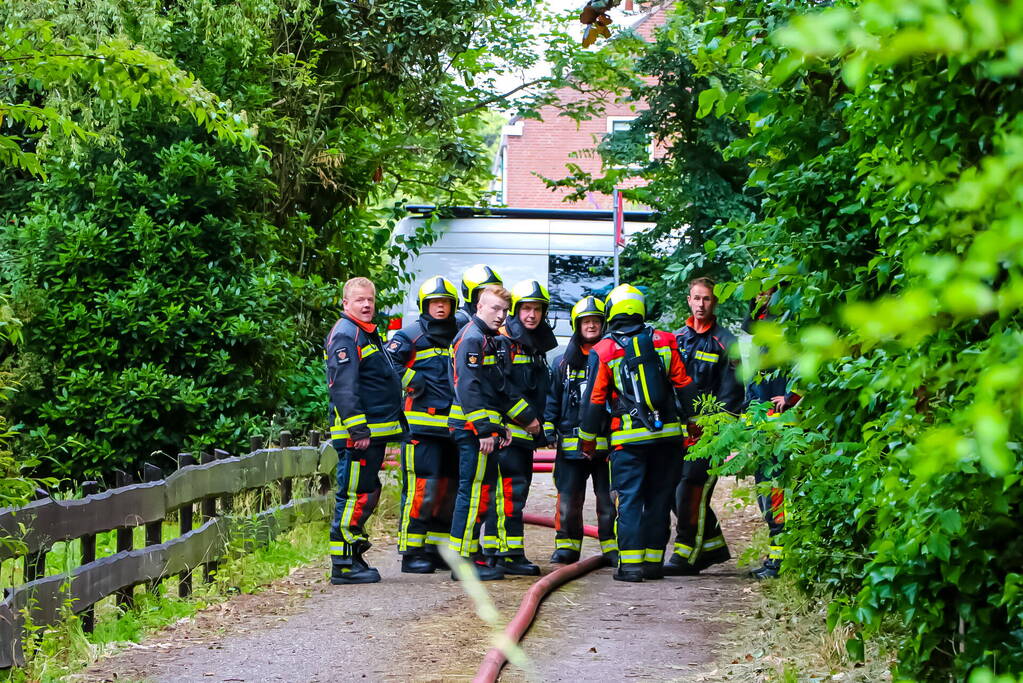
[405,205,658,222]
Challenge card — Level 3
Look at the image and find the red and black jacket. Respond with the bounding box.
[385,317,455,438]
[676,317,745,416]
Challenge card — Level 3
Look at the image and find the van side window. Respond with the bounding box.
[548,255,613,337]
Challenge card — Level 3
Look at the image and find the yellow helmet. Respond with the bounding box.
[570,295,606,331]
[511,279,551,314]
[605,284,645,322]
[417,275,458,314]
[460,264,503,303]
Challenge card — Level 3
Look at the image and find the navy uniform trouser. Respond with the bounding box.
[330,442,386,566]
[398,435,459,555]
[609,441,683,567]
[553,454,617,555]
[448,429,499,558]
[482,444,534,557]
[673,453,728,565]
[755,468,785,563]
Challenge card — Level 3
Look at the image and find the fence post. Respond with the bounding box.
[249,435,263,454]
[23,488,49,584]
[215,449,233,513]
[143,463,163,595]
[280,431,293,505]
[200,451,217,584]
[177,453,196,598]
[79,481,99,633]
[114,470,135,611]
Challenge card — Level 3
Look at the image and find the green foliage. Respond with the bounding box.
[560,0,1023,677]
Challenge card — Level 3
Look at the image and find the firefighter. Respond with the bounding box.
[545,295,617,565]
[455,264,503,329]
[385,276,460,573]
[578,284,695,582]
[665,276,745,576]
[744,286,800,579]
[481,279,554,576]
[325,277,408,584]
[447,285,540,581]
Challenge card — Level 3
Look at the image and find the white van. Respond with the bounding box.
[389,206,656,347]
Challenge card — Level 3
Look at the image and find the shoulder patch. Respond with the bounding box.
[337,347,350,364]
[387,339,401,352]
[467,352,480,368]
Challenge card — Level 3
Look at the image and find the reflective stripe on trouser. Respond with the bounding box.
[674,453,728,565]
[483,445,533,556]
[448,429,498,558]
[398,436,459,553]
[609,443,683,565]
[754,468,786,540]
[329,442,386,565]
[553,453,617,554]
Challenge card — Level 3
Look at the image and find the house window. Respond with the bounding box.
[603,116,653,169]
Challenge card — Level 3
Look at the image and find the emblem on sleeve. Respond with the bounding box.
[467,352,480,367]
[337,347,350,364]
[388,340,400,352]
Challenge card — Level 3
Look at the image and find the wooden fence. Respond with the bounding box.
[0,430,339,668]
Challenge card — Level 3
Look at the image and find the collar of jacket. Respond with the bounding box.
[608,315,645,337]
[685,315,716,334]
[471,314,499,337]
[341,313,377,334]
[564,333,595,368]
[502,314,558,353]
[419,312,457,347]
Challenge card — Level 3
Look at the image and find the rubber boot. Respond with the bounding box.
[401,552,436,574]
[499,555,541,576]
[751,558,781,580]
[550,548,581,564]
[613,565,644,583]
[452,556,505,581]
[331,541,381,584]
[642,562,664,580]
[603,550,620,567]
[664,545,731,576]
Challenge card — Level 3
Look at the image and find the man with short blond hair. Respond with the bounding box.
[325,276,407,584]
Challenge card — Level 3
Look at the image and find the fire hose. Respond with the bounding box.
[472,514,607,682]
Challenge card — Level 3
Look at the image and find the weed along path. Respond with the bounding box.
[77,475,759,682]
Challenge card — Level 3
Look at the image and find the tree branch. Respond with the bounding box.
[454,77,550,117]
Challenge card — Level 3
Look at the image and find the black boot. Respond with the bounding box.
[613,565,644,582]
[603,550,620,567]
[751,558,781,580]
[663,553,700,576]
[451,556,505,581]
[331,561,381,585]
[642,562,664,580]
[550,548,581,564]
[499,555,541,576]
[401,552,436,574]
[427,550,449,571]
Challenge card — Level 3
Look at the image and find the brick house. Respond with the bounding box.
[493,2,671,210]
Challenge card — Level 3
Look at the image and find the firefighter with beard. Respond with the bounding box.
[455,264,503,329]
[481,279,554,576]
[744,286,801,579]
[545,295,618,565]
[325,277,408,584]
[578,284,695,582]
[665,277,745,576]
[385,276,460,573]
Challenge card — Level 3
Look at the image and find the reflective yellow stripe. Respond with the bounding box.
[556,538,583,551]
[329,541,347,555]
[632,337,656,411]
[694,350,720,363]
[703,535,726,551]
[610,421,683,446]
[673,542,694,558]
[343,414,368,428]
[332,419,404,440]
[398,443,417,550]
[620,549,645,564]
[426,533,449,546]
[768,545,784,560]
[406,411,450,427]
[600,538,618,552]
[360,344,379,358]
[401,368,416,388]
[644,548,664,563]
[504,536,524,550]
[506,423,531,440]
[482,535,500,550]
[512,356,533,364]
[459,451,488,557]
[507,399,529,419]
[416,347,450,360]
[339,459,361,543]
[482,356,498,365]
[543,422,555,432]
[577,428,598,441]
[562,437,609,451]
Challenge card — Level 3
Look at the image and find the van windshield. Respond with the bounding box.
[548,254,614,338]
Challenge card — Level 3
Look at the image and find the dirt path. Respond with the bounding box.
[77,474,759,683]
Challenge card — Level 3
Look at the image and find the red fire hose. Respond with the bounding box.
[472,513,607,683]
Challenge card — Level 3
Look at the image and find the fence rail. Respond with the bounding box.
[0,430,339,668]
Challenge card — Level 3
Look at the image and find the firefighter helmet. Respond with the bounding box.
[511,279,551,314]
[417,276,458,314]
[460,264,503,303]
[605,284,646,322]
[570,295,606,331]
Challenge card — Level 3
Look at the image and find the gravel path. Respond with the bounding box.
[77,474,758,682]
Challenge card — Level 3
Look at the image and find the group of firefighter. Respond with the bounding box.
[323,265,796,585]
